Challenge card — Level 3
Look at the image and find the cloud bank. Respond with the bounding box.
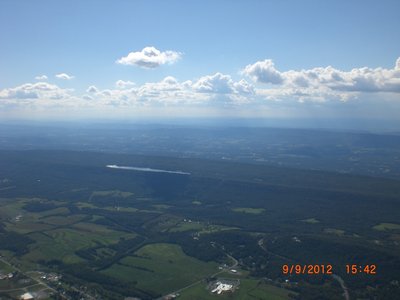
[0,82,70,100]
[1,56,399,121]
[242,58,400,102]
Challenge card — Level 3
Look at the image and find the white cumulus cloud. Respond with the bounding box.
[243,57,400,102]
[115,80,135,89]
[193,73,254,96]
[193,73,234,94]
[116,46,182,68]
[35,75,48,80]
[86,85,99,93]
[79,74,255,106]
[242,59,283,84]
[136,76,191,103]
[55,73,74,80]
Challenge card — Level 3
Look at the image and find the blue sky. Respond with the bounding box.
[1,0,400,127]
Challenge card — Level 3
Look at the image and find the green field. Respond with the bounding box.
[72,222,134,236]
[179,278,293,300]
[103,243,218,295]
[169,221,237,235]
[76,200,138,212]
[232,207,265,214]
[37,206,70,217]
[5,221,54,234]
[0,261,14,273]
[144,214,182,232]
[41,214,87,226]
[169,221,204,232]
[373,222,400,231]
[0,198,26,218]
[90,190,134,199]
[324,228,345,236]
[302,218,320,224]
[152,204,171,210]
[23,225,132,264]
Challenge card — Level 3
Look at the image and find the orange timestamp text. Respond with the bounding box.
[345,264,376,275]
[282,264,377,275]
[282,264,333,275]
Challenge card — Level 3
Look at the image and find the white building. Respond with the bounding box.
[20,292,34,300]
[211,282,234,294]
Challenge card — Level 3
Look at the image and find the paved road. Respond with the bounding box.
[332,274,350,300]
[258,238,294,262]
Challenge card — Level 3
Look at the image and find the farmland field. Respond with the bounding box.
[373,222,400,231]
[103,243,218,295]
[231,207,265,214]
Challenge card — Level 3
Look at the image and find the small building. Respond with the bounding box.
[163,294,179,300]
[20,292,34,300]
[47,273,61,282]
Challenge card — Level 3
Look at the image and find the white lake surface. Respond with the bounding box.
[106,164,191,175]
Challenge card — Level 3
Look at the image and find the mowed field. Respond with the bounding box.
[102,243,219,295]
[178,278,293,300]
[373,222,400,231]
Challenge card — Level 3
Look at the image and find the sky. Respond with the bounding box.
[0,0,400,128]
